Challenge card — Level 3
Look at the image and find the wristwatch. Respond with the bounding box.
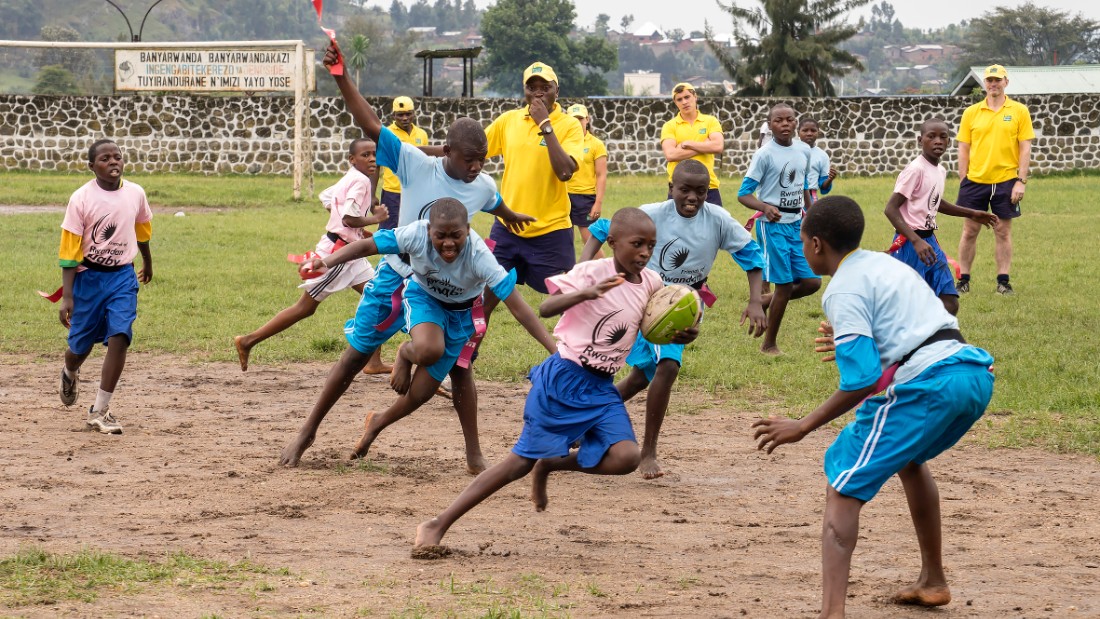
[539,121,554,136]
[1018,177,1027,184]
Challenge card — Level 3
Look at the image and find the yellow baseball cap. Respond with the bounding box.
[983,65,1007,79]
[392,96,415,112]
[672,82,696,97]
[523,62,558,85]
[567,104,588,118]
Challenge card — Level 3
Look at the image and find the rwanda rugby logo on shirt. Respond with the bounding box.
[591,309,628,346]
[658,240,690,271]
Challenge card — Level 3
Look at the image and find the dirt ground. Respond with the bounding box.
[2,354,1098,618]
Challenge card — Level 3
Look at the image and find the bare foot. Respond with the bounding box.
[278,433,315,467]
[362,361,393,375]
[638,454,665,480]
[892,582,951,607]
[761,344,782,356]
[415,518,446,547]
[233,336,251,372]
[349,411,378,460]
[466,453,487,475]
[390,343,413,395]
[530,460,550,512]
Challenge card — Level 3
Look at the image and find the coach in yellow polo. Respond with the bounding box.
[484,61,584,294]
[660,82,725,205]
[377,96,430,229]
[955,64,1034,295]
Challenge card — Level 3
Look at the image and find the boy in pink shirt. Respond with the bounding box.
[414,208,698,552]
[57,139,153,434]
[234,138,390,372]
[885,118,998,315]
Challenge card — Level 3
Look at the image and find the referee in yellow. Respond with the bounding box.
[660,82,725,205]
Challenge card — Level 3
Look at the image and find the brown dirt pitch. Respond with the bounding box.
[2,354,1098,617]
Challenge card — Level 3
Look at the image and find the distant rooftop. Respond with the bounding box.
[952,64,1100,95]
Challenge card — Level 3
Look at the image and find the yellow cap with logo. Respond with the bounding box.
[672,82,696,97]
[392,96,415,112]
[523,62,558,85]
[983,65,1007,79]
[567,104,588,118]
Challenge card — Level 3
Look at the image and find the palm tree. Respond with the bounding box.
[706,0,869,96]
[346,34,370,86]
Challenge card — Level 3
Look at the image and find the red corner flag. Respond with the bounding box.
[310,0,343,75]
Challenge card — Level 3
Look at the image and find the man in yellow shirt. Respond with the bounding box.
[660,82,725,205]
[955,64,1034,295]
[377,96,430,229]
[484,61,584,294]
[565,103,608,259]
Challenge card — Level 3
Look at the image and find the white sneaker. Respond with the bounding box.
[87,406,122,434]
[436,375,453,400]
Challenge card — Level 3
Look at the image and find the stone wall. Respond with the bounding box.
[2,94,1096,177]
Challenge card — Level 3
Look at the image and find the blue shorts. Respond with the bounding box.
[825,347,995,502]
[344,261,406,354]
[957,177,1021,220]
[756,219,819,285]
[513,353,636,469]
[401,281,476,382]
[378,190,402,230]
[668,187,723,206]
[489,222,574,294]
[625,333,684,382]
[889,233,958,297]
[568,193,597,228]
[68,267,139,355]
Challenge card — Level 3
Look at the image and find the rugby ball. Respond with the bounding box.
[641,285,703,345]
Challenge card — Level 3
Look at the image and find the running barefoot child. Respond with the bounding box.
[415,209,698,551]
[798,116,838,204]
[579,160,767,479]
[57,139,153,434]
[752,196,995,618]
[885,118,999,316]
[289,199,555,473]
[234,138,390,372]
[738,103,821,355]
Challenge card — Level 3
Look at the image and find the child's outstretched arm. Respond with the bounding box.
[301,237,380,275]
[937,199,998,228]
[539,275,623,318]
[752,385,876,454]
[493,201,537,234]
[884,193,937,266]
[499,290,557,354]
[323,42,383,141]
[740,268,766,337]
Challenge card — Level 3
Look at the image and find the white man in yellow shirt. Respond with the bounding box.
[660,82,725,205]
[377,96,430,230]
[565,103,608,259]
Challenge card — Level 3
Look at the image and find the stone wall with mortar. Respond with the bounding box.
[1,94,1096,178]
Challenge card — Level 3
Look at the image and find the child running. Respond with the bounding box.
[738,103,821,355]
[752,195,995,618]
[798,116,838,204]
[57,139,153,434]
[414,208,697,552]
[579,160,767,479]
[885,118,999,316]
[234,138,390,372]
[297,199,556,467]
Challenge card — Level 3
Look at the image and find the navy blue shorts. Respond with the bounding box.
[889,233,958,297]
[957,177,1021,220]
[378,190,402,230]
[568,193,597,228]
[667,187,723,206]
[489,222,574,294]
[68,267,139,355]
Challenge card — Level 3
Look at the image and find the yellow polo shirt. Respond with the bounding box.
[486,102,584,237]
[958,97,1035,185]
[566,132,608,195]
[660,112,723,188]
[380,123,430,193]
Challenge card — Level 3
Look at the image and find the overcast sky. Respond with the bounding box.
[372,0,1100,34]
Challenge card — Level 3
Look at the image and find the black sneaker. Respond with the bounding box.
[996,281,1014,295]
[956,279,970,294]
[60,368,79,406]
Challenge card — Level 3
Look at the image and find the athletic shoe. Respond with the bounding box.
[436,375,453,400]
[996,282,1014,295]
[956,279,970,294]
[87,406,123,434]
[60,368,79,406]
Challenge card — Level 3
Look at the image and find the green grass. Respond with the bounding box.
[1,171,1098,458]
[0,546,291,607]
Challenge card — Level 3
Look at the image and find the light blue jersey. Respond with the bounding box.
[744,139,812,224]
[824,250,966,385]
[374,221,515,304]
[588,200,763,285]
[806,145,831,192]
[376,126,502,276]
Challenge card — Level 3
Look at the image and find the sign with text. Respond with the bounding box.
[115,49,313,92]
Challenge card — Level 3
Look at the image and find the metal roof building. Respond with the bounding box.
[951,64,1100,95]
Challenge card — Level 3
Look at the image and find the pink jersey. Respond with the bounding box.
[893,155,947,231]
[324,167,372,243]
[61,179,152,268]
[546,258,663,375]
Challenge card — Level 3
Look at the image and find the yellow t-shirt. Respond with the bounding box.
[566,132,608,195]
[957,97,1035,185]
[380,123,430,194]
[660,112,723,189]
[486,103,584,237]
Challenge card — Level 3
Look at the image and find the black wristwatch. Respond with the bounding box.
[539,122,554,136]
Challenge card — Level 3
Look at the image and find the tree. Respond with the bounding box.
[595,13,611,36]
[480,0,618,96]
[389,0,408,30]
[960,3,1100,67]
[336,15,420,96]
[620,14,634,31]
[33,65,78,95]
[346,34,370,87]
[706,0,869,96]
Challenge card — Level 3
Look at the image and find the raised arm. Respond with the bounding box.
[528,98,577,181]
[538,275,623,318]
[324,43,383,141]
